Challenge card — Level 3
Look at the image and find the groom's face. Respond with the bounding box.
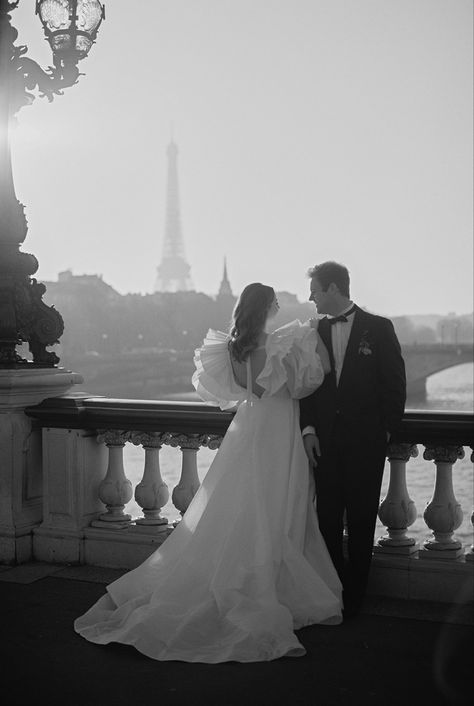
[309,277,330,314]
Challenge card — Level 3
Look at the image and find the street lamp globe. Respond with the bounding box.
[36,0,105,61]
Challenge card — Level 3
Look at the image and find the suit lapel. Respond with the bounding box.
[319,317,337,382]
[338,306,367,389]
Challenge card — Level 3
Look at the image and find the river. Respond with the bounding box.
[123,362,473,547]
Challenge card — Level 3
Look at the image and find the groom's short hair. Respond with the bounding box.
[308,261,350,297]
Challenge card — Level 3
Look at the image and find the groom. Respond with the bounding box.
[300,261,406,618]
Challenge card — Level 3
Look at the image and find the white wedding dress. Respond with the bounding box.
[74,320,343,663]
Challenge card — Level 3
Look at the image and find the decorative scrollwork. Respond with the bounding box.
[13,278,64,366]
[0,272,64,366]
[165,433,209,450]
[97,430,131,446]
[205,435,223,450]
[387,443,418,462]
[130,431,172,448]
[7,23,81,117]
[423,445,465,464]
[13,54,81,108]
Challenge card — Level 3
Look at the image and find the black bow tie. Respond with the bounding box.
[327,305,357,325]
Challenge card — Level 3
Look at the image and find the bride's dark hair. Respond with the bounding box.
[228,283,275,363]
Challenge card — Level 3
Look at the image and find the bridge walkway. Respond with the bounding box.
[1,562,471,706]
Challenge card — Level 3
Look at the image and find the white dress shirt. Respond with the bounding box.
[302,302,356,437]
[330,302,356,385]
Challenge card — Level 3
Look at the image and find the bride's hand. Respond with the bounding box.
[309,317,319,330]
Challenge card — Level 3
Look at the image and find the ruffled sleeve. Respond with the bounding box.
[192,329,247,411]
[256,319,324,399]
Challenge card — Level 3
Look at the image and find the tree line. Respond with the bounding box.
[41,274,473,368]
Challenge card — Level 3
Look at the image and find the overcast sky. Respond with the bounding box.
[10,0,473,316]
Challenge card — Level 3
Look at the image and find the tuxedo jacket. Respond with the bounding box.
[299,305,406,443]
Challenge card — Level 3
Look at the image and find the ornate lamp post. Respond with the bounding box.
[0,0,105,565]
[0,0,105,367]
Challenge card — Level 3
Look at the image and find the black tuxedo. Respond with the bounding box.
[300,305,406,615]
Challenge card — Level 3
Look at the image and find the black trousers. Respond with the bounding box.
[314,429,387,611]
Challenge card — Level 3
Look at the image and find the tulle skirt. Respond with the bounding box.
[74,394,342,662]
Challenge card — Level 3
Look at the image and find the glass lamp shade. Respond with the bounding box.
[36,0,105,61]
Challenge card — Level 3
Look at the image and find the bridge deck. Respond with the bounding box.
[1,562,471,706]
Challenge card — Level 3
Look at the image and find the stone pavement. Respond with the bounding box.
[1,562,472,706]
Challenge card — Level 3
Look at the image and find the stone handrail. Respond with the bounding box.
[25,395,234,435]
[25,395,473,440]
[22,396,474,596]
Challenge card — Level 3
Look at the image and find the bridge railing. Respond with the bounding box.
[16,397,474,601]
[375,411,473,555]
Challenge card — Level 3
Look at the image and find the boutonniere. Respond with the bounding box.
[358,331,372,356]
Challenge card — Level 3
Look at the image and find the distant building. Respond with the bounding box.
[275,291,300,306]
[154,141,193,292]
[217,257,233,298]
[49,269,121,303]
[215,258,236,331]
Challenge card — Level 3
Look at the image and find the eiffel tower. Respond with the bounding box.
[154,140,193,292]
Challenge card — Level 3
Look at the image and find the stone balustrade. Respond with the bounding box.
[370,410,473,602]
[373,412,472,561]
[1,395,472,603]
[19,396,231,567]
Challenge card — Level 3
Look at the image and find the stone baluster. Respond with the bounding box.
[419,444,465,560]
[91,430,133,529]
[167,433,208,517]
[376,443,419,555]
[130,431,171,533]
[466,448,474,562]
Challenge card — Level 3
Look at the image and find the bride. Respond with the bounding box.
[74,283,343,662]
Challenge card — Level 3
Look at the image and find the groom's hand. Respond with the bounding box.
[303,433,321,468]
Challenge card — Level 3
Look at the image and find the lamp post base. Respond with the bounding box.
[0,366,83,564]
